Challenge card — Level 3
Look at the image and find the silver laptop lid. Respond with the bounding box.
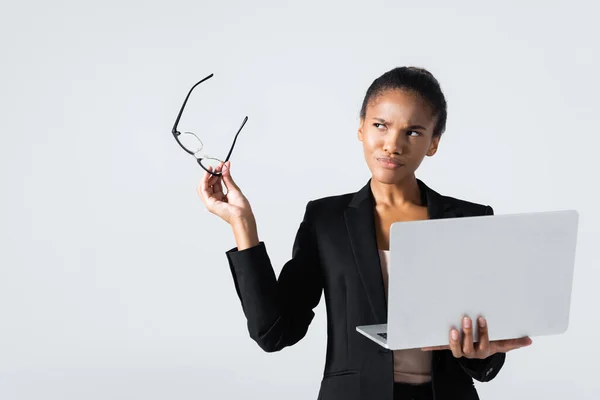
[386,210,579,350]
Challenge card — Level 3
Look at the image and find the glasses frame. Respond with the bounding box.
[171,73,248,176]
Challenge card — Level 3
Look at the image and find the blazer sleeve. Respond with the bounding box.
[456,204,507,382]
[225,200,324,353]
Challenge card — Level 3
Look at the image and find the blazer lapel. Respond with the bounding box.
[344,178,456,323]
[344,179,387,323]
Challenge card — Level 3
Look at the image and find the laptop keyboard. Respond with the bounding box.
[377,333,387,339]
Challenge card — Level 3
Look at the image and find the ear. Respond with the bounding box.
[426,135,440,157]
[358,119,364,142]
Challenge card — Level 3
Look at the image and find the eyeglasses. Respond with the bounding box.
[171,73,248,176]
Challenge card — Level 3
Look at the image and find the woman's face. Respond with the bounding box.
[358,89,440,185]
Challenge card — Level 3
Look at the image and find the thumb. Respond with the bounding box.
[221,161,240,191]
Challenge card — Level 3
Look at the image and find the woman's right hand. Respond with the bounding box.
[197,161,254,225]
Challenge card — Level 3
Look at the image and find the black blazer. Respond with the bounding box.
[226,179,506,400]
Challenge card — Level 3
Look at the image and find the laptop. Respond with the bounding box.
[356,210,579,350]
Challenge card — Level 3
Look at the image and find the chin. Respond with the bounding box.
[371,168,411,184]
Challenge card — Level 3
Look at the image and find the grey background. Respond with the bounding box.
[1,1,598,399]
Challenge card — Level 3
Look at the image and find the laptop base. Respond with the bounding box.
[356,324,389,349]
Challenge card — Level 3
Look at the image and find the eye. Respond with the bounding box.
[407,130,421,137]
[374,123,386,129]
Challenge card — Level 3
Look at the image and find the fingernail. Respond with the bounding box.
[478,318,486,328]
[451,330,459,340]
[463,317,471,328]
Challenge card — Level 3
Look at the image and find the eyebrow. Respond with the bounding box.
[372,117,427,131]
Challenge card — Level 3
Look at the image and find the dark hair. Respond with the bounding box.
[359,66,447,137]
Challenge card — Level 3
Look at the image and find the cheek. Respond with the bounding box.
[362,131,383,150]
[418,140,435,155]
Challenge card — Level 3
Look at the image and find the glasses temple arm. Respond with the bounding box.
[171,73,214,135]
[223,116,248,162]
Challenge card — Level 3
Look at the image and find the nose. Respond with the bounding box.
[383,131,405,155]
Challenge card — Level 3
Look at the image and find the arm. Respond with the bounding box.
[225,201,323,352]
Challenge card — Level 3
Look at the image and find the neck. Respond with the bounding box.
[369,174,423,208]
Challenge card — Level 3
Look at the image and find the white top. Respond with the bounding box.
[378,249,432,384]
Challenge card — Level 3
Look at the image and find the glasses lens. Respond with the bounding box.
[178,132,203,154]
[201,157,224,172]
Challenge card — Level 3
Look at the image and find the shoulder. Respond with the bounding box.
[297,190,362,227]
[437,193,494,216]
[418,178,493,217]
[304,192,355,218]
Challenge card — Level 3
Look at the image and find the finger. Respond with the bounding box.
[202,164,213,185]
[198,166,223,205]
[461,317,475,358]
[213,176,225,200]
[503,336,533,349]
[221,161,239,191]
[476,317,490,354]
[212,164,226,200]
[207,167,221,187]
[215,162,229,195]
[449,328,463,358]
[199,166,213,196]
[198,166,215,201]
[492,336,533,353]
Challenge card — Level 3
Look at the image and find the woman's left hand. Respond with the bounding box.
[421,316,533,359]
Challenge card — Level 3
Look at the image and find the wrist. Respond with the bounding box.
[230,215,256,230]
[231,216,259,250]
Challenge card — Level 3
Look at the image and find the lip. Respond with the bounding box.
[376,157,404,169]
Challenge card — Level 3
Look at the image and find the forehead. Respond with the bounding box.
[366,89,435,124]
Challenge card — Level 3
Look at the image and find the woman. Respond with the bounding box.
[198,67,532,400]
